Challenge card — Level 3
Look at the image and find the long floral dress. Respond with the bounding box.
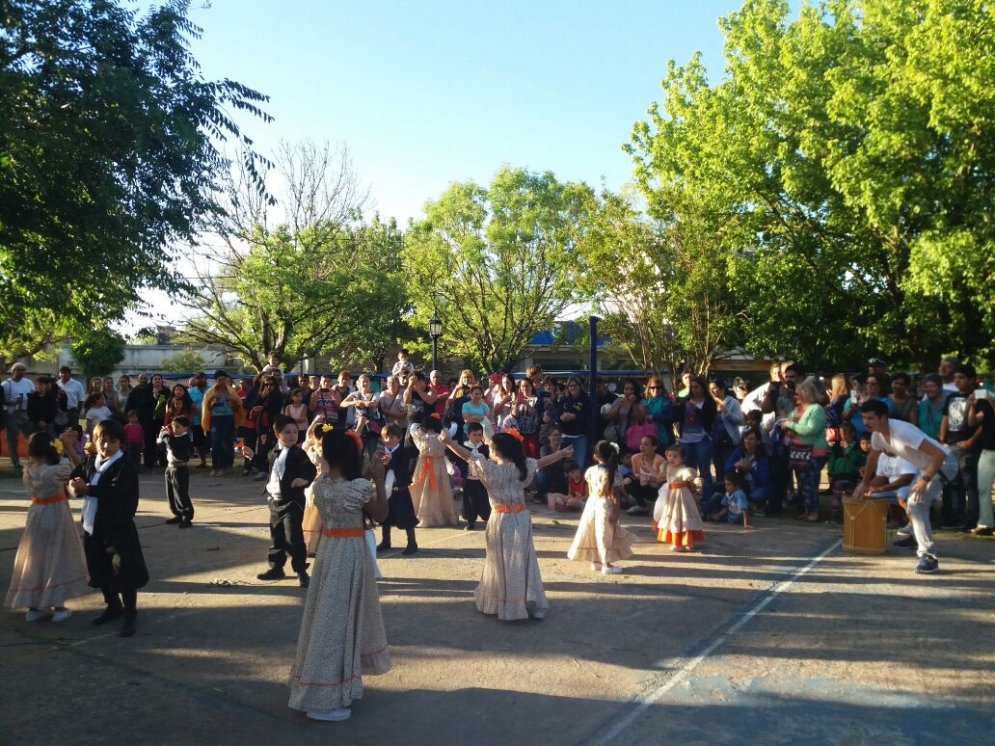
[5,461,90,609]
[468,455,548,620]
[567,465,636,565]
[410,426,458,527]
[652,464,705,548]
[288,477,391,713]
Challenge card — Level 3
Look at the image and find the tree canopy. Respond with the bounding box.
[0,0,270,364]
[629,0,995,370]
[403,167,596,372]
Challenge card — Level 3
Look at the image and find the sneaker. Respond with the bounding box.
[253,472,266,481]
[893,536,917,549]
[752,508,765,518]
[209,470,219,477]
[298,570,310,588]
[25,609,48,622]
[178,519,193,529]
[464,523,476,531]
[241,467,251,477]
[52,609,72,623]
[165,516,183,525]
[602,565,623,575]
[915,556,939,574]
[307,707,351,722]
[256,567,287,581]
[626,505,648,515]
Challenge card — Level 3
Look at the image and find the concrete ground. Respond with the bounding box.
[1,467,992,746]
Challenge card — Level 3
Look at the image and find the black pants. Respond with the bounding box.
[462,479,491,526]
[944,445,977,528]
[768,453,790,514]
[165,464,193,520]
[628,482,658,508]
[266,499,307,573]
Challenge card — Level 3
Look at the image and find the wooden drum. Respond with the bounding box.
[842,497,889,555]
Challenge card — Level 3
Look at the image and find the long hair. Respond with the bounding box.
[321,427,362,480]
[592,440,618,496]
[490,433,527,481]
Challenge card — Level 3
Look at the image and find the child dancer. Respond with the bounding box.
[287,427,392,722]
[652,444,705,552]
[567,440,636,574]
[5,431,88,622]
[377,424,419,555]
[440,429,572,620]
[409,413,458,527]
[68,419,150,637]
[459,422,491,530]
[157,415,194,528]
[301,415,327,556]
[547,459,586,511]
[244,415,317,587]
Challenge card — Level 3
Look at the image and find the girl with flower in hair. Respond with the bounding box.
[5,431,88,622]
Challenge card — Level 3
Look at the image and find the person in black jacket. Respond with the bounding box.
[243,415,317,587]
[158,415,195,528]
[68,418,149,638]
[26,375,66,438]
[376,423,419,555]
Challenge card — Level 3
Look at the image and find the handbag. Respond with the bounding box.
[788,442,813,471]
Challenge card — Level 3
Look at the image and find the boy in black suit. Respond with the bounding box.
[377,424,418,555]
[69,418,150,638]
[158,414,195,527]
[244,415,317,587]
[459,422,491,530]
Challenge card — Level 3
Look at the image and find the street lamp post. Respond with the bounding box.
[428,313,443,372]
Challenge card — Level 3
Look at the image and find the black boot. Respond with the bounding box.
[377,525,392,551]
[120,610,138,638]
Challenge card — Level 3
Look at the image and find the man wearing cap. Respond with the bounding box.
[868,357,889,388]
[56,366,86,429]
[2,363,35,468]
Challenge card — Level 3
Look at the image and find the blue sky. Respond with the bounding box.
[186,0,743,224]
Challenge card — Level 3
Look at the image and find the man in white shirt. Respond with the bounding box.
[853,399,959,574]
[2,363,35,468]
[56,366,86,423]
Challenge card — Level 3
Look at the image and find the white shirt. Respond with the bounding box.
[875,453,918,498]
[57,377,86,409]
[384,444,399,494]
[870,419,949,472]
[2,377,35,412]
[267,447,291,499]
[82,450,123,534]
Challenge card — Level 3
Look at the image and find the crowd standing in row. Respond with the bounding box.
[3,352,993,722]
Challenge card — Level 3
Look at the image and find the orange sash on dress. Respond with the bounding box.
[31,494,66,505]
[408,456,437,491]
[667,482,689,489]
[492,503,527,514]
[321,527,366,538]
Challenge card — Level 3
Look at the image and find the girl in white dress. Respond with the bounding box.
[5,431,88,622]
[567,440,636,574]
[653,444,705,552]
[439,430,573,620]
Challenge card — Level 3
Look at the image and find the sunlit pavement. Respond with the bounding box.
[2,471,992,745]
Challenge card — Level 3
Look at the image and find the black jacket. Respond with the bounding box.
[264,444,317,506]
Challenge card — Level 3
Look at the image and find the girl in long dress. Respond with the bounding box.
[5,431,88,621]
[409,414,458,527]
[652,444,706,552]
[287,427,391,722]
[439,430,573,621]
[567,440,636,574]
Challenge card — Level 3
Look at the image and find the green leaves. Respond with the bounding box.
[404,167,595,372]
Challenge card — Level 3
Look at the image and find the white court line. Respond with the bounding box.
[592,538,843,745]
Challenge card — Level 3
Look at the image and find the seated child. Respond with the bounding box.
[827,422,863,522]
[702,472,752,528]
[547,459,587,511]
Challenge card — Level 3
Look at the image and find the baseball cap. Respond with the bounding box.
[9,362,27,373]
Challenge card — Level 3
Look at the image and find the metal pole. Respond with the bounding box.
[588,315,599,461]
[431,337,438,372]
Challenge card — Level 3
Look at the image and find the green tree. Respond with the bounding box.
[70,329,126,382]
[180,140,407,372]
[0,0,271,366]
[403,167,595,372]
[161,349,206,374]
[628,0,995,371]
